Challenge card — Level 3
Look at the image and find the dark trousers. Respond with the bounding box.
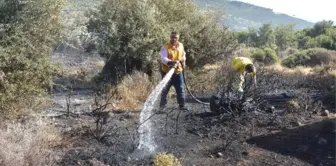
[160,70,185,107]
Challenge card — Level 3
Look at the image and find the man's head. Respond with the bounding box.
[245,64,256,76]
[170,31,180,45]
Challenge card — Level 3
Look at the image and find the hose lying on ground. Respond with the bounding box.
[181,64,210,105]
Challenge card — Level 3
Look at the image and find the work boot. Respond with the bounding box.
[156,104,166,114]
[179,104,190,111]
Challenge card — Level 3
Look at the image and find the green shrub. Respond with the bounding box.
[316,34,334,50]
[304,38,319,48]
[278,47,299,58]
[251,47,279,65]
[282,48,336,68]
[0,0,64,117]
[251,48,266,62]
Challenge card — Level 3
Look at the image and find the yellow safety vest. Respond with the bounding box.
[232,57,256,76]
[161,42,184,74]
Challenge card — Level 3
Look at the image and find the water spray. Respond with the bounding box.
[137,61,210,155]
[137,62,179,153]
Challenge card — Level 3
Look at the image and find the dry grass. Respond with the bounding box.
[59,66,90,80]
[185,69,218,93]
[202,63,221,71]
[255,63,335,113]
[185,61,235,94]
[107,61,334,112]
[287,99,300,110]
[0,118,62,166]
[153,152,182,166]
[269,64,314,75]
[96,60,105,72]
[114,71,153,111]
[187,59,335,95]
[256,63,335,92]
[0,95,53,121]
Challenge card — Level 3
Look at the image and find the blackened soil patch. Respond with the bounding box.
[247,118,336,166]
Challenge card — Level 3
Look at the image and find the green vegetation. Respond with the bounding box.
[0,0,334,165]
[0,0,334,119]
[88,0,237,84]
[282,48,336,68]
[251,47,279,65]
[0,0,64,117]
[234,20,336,67]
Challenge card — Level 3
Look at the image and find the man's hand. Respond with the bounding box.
[253,75,257,91]
[181,61,186,69]
[167,60,179,68]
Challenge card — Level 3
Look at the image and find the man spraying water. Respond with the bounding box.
[137,31,186,153]
[159,31,187,110]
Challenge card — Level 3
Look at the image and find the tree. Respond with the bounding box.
[88,0,237,84]
[258,24,276,50]
[304,38,319,49]
[316,35,334,50]
[296,29,309,49]
[307,20,334,37]
[325,28,336,41]
[246,27,259,47]
[0,0,64,116]
[275,24,297,51]
[312,20,334,37]
[235,31,249,45]
[0,0,25,24]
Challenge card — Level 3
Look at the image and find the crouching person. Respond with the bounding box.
[230,57,257,98]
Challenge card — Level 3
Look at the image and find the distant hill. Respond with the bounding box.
[194,0,315,31]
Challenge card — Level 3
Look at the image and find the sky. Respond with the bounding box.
[237,0,336,23]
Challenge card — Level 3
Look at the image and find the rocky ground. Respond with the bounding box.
[45,50,335,166]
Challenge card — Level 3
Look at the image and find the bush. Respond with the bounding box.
[88,0,237,84]
[282,48,336,68]
[250,48,266,62]
[0,0,64,117]
[114,71,153,111]
[153,152,181,166]
[251,47,279,65]
[316,34,334,50]
[278,47,299,58]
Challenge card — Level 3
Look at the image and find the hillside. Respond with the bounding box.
[194,0,315,31]
[62,0,314,32]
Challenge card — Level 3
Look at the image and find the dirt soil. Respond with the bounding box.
[45,92,335,166]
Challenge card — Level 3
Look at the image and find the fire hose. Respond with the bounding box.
[174,61,210,105]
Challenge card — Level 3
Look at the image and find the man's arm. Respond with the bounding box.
[160,46,170,65]
[181,47,186,68]
[253,75,257,90]
[161,46,178,67]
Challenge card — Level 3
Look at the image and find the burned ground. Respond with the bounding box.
[43,53,336,166]
[48,90,335,166]
[247,119,335,166]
